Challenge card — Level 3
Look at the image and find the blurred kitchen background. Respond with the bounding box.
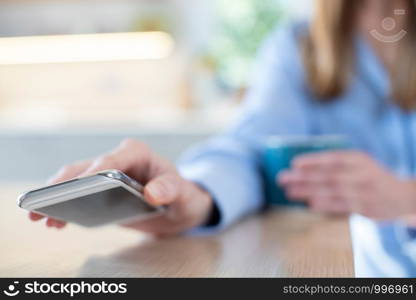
[0,0,309,182]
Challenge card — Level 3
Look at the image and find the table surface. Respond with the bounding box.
[0,184,354,277]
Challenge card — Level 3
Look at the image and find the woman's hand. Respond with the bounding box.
[278,151,416,220]
[29,139,214,236]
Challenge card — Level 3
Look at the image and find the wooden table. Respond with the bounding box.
[0,184,354,277]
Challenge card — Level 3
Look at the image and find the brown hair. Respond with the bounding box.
[303,0,416,110]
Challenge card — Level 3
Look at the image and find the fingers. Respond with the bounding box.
[279,151,370,192]
[29,211,66,229]
[278,151,366,200]
[278,168,359,191]
[77,139,166,182]
[130,173,213,235]
[29,160,92,228]
[278,150,408,220]
[46,218,66,229]
[308,196,350,214]
[144,173,183,206]
[292,151,366,171]
[144,173,194,222]
[47,139,154,184]
[277,151,368,214]
[277,151,386,216]
[281,174,352,213]
[48,160,93,184]
[47,139,161,189]
[29,211,45,221]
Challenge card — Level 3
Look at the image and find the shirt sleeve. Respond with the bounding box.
[395,224,416,262]
[351,215,416,277]
[178,23,314,231]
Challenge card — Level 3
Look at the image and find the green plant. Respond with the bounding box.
[210,0,284,89]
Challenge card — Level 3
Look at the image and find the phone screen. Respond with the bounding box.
[34,186,156,227]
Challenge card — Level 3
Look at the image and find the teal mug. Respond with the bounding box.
[262,135,348,206]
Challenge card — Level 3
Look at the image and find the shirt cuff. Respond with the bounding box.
[394,222,416,261]
[178,159,262,234]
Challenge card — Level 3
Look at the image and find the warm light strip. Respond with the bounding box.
[0,31,174,65]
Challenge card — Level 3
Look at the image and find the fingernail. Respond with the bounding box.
[146,183,165,203]
[55,221,66,228]
[29,212,39,221]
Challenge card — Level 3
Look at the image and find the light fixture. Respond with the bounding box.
[0,31,174,65]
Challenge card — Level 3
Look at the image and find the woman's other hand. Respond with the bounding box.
[278,151,416,220]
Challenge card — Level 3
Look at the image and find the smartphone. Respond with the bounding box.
[17,170,165,227]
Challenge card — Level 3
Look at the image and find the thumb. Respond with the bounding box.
[144,173,184,206]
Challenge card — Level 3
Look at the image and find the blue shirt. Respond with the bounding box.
[178,22,416,277]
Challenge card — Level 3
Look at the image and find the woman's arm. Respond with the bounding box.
[178,24,315,229]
